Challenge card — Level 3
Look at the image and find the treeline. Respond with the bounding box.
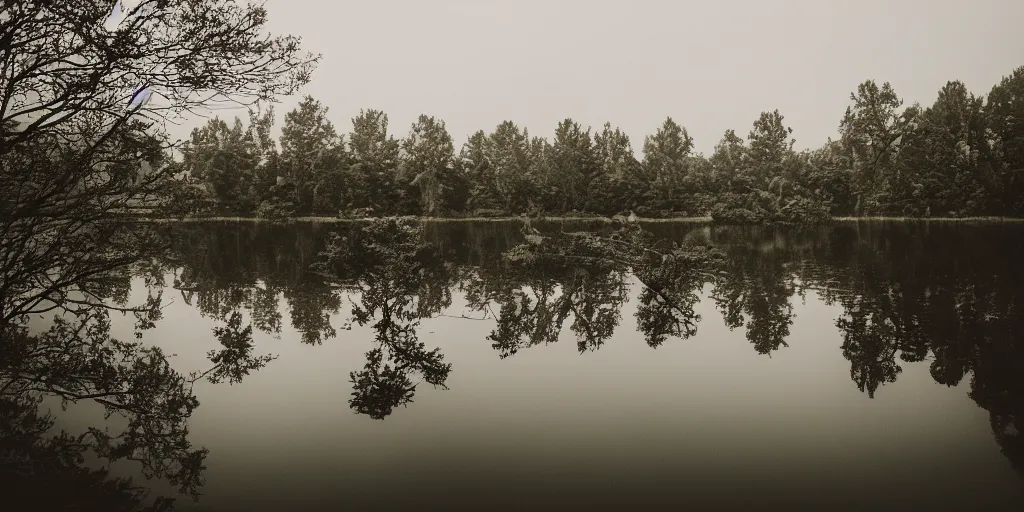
[165,66,1024,223]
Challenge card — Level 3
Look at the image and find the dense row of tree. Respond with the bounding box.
[169,66,1024,223]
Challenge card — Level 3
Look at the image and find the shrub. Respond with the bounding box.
[256,200,293,220]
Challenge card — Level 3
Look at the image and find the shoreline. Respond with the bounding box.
[129,215,714,223]
[127,215,1024,224]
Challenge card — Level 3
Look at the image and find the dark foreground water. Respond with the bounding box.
[39,221,1024,510]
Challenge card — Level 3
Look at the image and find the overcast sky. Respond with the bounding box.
[178,0,1024,155]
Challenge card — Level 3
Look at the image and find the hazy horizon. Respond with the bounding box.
[165,0,1024,155]
[9,3,1024,509]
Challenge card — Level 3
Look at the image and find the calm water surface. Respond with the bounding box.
[55,221,1024,510]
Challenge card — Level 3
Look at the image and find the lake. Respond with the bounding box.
[45,220,1024,510]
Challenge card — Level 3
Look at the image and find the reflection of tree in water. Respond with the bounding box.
[628,229,722,348]
[0,306,204,504]
[0,395,175,511]
[711,265,795,356]
[200,311,278,385]
[248,284,285,336]
[707,227,802,356]
[633,248,716,348]
[284,283,341,345]
[315,219,455,419]
[168,222,327,334]
[473,222,722,355]
[160,221,458,419]
[799,223,1024,474]
[641,221,1024,474]
[0,217,461,510]
[469,231,629,357]
[830,285,929,397]
[970,330,1024,473]
[1,251,277,509]
[147,220,1024,475]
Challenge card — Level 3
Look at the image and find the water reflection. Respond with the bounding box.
[8,219,1023,507]
[150,220,1024,480]
[466,226,633,357]
[797,222,1024,472]
[314,219,454,419]
[0,394,175,512]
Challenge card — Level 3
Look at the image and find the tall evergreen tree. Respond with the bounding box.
[984,66,1024,216]
[179,117,259,215]
[482,121,534,214]
[547,119,600,212]
[899,81,994,216]
[642,117,695,214]
[400,115,457,215]
[279,96,345,215]
[347,109,401,214]
[592,122,641,214]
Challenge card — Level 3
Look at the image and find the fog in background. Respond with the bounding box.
[170,0,1024,155]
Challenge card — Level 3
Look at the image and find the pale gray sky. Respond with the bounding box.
[179,0,1024,155]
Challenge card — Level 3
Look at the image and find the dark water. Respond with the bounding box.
[49,221,1024,510]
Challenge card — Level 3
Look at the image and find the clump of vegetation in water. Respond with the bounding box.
[476,220,725,354]
[313,219,454,420]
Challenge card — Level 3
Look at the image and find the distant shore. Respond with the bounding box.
[140,215,711,223]
[129,215,1024,224]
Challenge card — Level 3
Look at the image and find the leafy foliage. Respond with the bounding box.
[0,0,316,506]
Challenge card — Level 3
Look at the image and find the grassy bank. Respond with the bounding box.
[132,215,716,223]
[832,216,1024,222]
[129,215,1024,224]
